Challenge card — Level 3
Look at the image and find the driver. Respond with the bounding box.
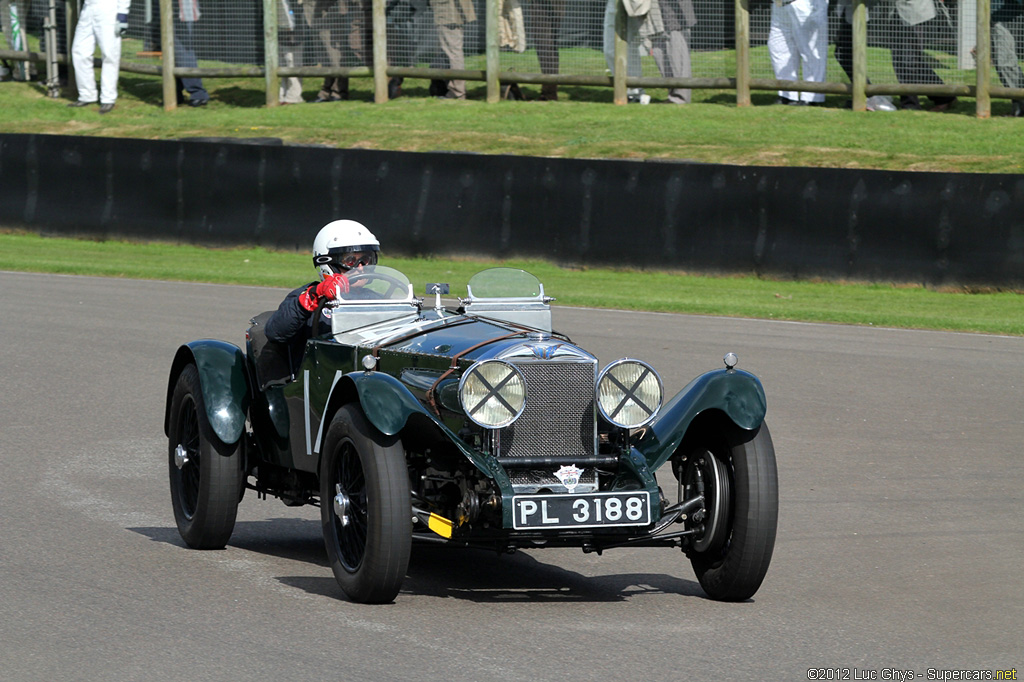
[265,219,381,346]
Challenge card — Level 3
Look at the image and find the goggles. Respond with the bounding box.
[336,250,378,270]
[314,246,379,272]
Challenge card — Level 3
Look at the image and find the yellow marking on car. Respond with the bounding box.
[427,513,453,539]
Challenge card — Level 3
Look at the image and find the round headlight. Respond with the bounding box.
[459,360,526,429]
[597,359,663,429]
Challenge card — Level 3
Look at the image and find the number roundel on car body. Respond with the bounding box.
[597,359,663,429]
[458,360,527,428]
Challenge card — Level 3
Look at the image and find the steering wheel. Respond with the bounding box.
[344,270,409,301]
[312,271,410,338]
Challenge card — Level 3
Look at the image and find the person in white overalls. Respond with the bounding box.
[767,0,828,105]
[68,0,131,112]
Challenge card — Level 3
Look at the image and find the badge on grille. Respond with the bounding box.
[527,342,562,360]
[554,464,583,493]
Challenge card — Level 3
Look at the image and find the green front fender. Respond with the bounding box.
[346,370,426,437]
[165,340,251,445]
[635,368,767,472]
[342,370,508,483]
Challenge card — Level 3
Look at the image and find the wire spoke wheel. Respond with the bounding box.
[167,363,242,549]
[175,397,202,519]
[332,441,369,572]
[320,404,411,604]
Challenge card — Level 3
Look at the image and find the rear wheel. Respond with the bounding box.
[320,404,412,603]
[682,423,778,601]
[168,363,242,549]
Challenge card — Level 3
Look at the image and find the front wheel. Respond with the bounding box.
[320,404,412,603]
[682,423,778,601]
[167,363,243,549]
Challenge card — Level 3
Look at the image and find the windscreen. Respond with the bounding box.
[335,265,414,303]
[466,268,542,300]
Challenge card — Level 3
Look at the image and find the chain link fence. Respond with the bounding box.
[1,0,1022,112]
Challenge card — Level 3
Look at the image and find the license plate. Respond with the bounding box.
[511,491,651,530]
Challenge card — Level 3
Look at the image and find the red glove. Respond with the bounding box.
[298,273,350,312]
[298,285,319,312]
[317,273,350,298]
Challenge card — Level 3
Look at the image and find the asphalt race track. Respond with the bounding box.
[1,270,1021,681]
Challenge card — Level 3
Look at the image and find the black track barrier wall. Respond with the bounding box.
[2,133,1022,289]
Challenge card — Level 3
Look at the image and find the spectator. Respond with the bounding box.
[603,0,646,102]
[832,0,857,83]
[174,0,209,106]
[430,0,476,99]
[767,0,828,106]
[143,0,159,51]
[889,0,955,111]
[279,0,308,104]
[527,0,564,100]
[649,0,695,104]
[833,0,896,110]
[67,0,131,113]
[384,0,419,98]
[314,0,371,102]
[990,0,1024,116]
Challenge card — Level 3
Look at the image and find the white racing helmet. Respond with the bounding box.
[312,219,380,279]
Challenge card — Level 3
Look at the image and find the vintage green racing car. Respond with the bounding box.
[164,266,778,603]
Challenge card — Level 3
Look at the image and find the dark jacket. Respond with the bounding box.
[265,282,331,346]
[265,276,388,348]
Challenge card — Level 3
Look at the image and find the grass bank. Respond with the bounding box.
[3,63,1024,173]
[2,232,1021,335]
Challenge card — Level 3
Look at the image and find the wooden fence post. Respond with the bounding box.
[160,0,175,110]
[613,0,626,105]
[976,0,991,118]
[852,0,867,111]
[372,0,387,102]
[734,0,749,107]
[263,0,278,107]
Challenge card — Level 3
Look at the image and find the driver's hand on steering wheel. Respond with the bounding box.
[299,273,351,312]
[317,273,350,299]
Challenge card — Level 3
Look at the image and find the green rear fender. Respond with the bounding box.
[165,340,251,445]
[635,368,767,471]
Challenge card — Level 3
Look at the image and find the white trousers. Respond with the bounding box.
[602,0,642,78]
[279,50,304,103]
[768,0,828,103]
[71,2,123,104]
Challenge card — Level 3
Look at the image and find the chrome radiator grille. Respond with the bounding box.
[498,360,597,460]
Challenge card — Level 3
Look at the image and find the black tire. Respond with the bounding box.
[167,363,243,549]
[320,404,412,604]
[685,423,778,601]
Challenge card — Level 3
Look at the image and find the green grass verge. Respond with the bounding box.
[2,232,1020,335]
[3,40,1024,173]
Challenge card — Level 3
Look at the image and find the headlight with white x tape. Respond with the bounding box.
[458,360,527,428]
[596,359,663,429]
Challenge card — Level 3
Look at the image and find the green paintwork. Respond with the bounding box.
[383,316,521,358]
[277,341,357,474]
[169,340,251,445]
[634,368,767,472]
[349,370,428,437]
[346,370,512,491]
[246,384,291,469]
